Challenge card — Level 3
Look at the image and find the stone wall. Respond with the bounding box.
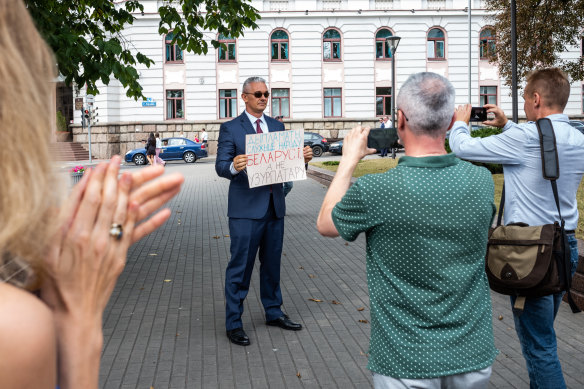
[71,118,378,159]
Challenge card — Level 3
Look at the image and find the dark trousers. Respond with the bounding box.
[225,197,284,331]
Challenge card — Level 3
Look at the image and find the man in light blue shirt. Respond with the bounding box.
[449,68,584,388]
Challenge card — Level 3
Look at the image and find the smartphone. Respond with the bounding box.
[470,107,487,122]
[367,128,398,150]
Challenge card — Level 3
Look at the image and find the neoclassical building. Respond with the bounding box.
[71,0,583,157]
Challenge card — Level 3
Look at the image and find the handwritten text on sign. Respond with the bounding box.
[246,129,306,188]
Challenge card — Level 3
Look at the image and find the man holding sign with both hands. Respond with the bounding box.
[216,77,312,346]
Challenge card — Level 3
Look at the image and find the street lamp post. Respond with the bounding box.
[386,36,401,129]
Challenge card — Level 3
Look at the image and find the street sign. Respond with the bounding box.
[142,98,156,107]
[75,97,84,110]
[86,94,95,104]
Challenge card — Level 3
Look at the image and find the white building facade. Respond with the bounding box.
[73,0,583,157]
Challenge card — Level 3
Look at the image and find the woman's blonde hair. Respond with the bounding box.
[0,0,62,287]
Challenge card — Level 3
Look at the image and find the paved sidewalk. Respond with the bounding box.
[99,159,584,389]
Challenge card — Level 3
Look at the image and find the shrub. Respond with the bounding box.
[446,126,503,174]
[321,161,340,166]
[56,111,68,131]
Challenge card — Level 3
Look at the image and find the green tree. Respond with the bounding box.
[486,0,584,88]
[26,0,259,100]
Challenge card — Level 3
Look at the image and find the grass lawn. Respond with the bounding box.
[310,158,584,239]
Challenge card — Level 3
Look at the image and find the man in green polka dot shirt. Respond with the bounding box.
[317,72,498,388]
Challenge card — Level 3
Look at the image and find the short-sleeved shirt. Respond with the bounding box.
[331,154,498,379]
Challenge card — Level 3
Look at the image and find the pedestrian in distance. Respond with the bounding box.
[146,132,156,166]
[154,132,166,166]
[379,116,389,157]
[0,2,185,388]
[201,128,208,145]
[449,67,584,389]
[215,76,313,346]
[317,72,498,388]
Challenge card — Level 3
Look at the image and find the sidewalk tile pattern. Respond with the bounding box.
[99,160,584,388]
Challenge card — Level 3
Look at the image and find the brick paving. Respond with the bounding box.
[99,157,584,389]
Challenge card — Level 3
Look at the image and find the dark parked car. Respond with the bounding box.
[329,140,343,155]
[569,120,584,134]
[125,137,208,165]
[304,131,329,157]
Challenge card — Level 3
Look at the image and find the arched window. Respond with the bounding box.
[323,28,341,61]
[427,28,445,60]
[165,32,183,63]
[218,34,236,62]
[271,30,289,61]
[480,28,496,60]
[375,29,394,60]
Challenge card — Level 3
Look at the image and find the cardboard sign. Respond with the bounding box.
[245,129,306,188]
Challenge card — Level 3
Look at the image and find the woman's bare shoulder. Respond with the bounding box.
[0,282,56,388]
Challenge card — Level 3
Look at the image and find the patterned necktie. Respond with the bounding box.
[255,119,263,134]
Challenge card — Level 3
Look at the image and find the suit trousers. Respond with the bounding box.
[225,195,285,331]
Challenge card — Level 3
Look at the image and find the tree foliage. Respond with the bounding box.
[486,0,584,88]
[25,0,259,100]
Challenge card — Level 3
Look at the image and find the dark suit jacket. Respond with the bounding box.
[215,112,286,219]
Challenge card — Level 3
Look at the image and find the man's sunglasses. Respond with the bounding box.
[244,91,270,98]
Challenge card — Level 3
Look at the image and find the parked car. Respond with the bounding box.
[329,140,343,155]
[304,131,329,157]
[125,137,208,165]
[569,120,584,134]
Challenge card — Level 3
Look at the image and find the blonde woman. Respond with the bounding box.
[0,1,184,388]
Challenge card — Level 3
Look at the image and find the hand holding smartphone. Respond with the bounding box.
[470,107,487,122]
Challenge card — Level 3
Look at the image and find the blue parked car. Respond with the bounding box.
[125,137,207,165]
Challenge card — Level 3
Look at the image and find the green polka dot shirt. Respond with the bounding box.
[331,154,498,379]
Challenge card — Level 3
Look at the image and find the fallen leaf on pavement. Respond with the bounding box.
[296,372,301,378]
[344,242,349,246]
[308,298,322,302]
[164,279,172,282]
[357,307,365,311]
[358,319,369,324]
[331,300,341,305]
[298,266,304,270]
[224,234,230,237]
[498,315,503,320]
[213,236,221,239]
[148,253,158,256]
[308,274,316,278]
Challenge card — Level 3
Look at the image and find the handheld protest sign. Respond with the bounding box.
[245,129,306,188]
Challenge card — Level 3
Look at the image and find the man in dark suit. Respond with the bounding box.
[215,76,313,346]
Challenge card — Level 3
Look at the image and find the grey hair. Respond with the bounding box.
[396,72,455,137]
[242,76,267,92]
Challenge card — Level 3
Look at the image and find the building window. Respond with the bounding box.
[166,90,184,119]
[270,0,288,11]
[271,30,289,61]
[323,29,341,61]
[165,32,183,63]
[374,0,394,10]
[271,88,290,118]
[219,89,237,118]
[375,29,394,60]
[323,88,342,117]
[480,28,496,60]
[376,87,392,116]
[480,86,497,106]
[218,34,236,62]
[427,28,445,60]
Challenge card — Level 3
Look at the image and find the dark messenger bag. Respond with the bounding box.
[485,118,580,314]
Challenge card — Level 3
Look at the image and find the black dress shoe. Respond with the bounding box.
[266,314,302,331]
[226,328,250,346]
